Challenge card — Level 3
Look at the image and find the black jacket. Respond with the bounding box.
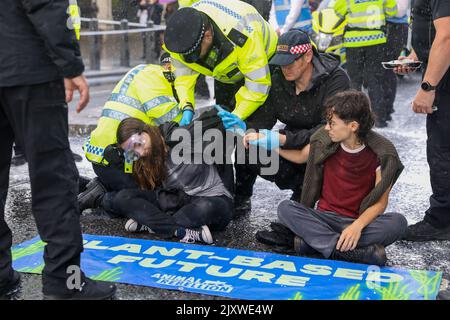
[0,0,85,87]
[248,53,350,150]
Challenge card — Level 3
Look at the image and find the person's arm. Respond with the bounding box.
[269,2,281,35]
[21,0,84,79]
[278,144,310,164]
[412,16,450,114]
[172,59,200,112]
[233,23,273,120]
[21,0,89,112]
[333,0,348,19]
[384,0,398,18]
[281,0,304,35]
[395,0,409,18]
[336,170,392,252]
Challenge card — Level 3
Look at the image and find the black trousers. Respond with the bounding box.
[383,23,409,116]
[111,189,233,237]
[235,150,306,200]
[424,90,450,228]
[92,163,138,214]
[0,80,83,290]
[346,44,389,123]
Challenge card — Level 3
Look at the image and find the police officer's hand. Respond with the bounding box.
[393,52,418,75]
[179,109,194,126]
[64,75,90,113]
[412,89,436,114]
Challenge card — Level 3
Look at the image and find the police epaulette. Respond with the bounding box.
[228,28,248,47]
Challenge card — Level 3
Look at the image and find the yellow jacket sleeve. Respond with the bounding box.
[233,34,271,120]
[333,0,348,19]
[173,59,200,111]
[384,0,398,17]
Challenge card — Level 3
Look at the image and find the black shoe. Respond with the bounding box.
[77,178,107,212]
[11,153,27,166]
[331,244,387,266]
[43,277,116,300]
[0,271,21,300]
[270,221,294,235]
[72,151,83,162]
[294,236,317,256]
[404,220,450,241]
[438,288,450,300]
[255,230,295,247]
[234,196,251,217]
[78,175,91,194]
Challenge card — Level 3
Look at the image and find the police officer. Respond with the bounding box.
[333,0,398,127]
[0,0,116,299]
[78,53,184,214]
[393,1,450,242]
[163,0,277,193]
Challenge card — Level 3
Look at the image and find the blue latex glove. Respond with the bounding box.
[179,109,194,126]
[248,129,281,150]
[214,105,246,133]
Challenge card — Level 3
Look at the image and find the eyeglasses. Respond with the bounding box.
[123,133,147,162]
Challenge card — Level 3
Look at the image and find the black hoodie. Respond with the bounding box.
[248,53,350,150]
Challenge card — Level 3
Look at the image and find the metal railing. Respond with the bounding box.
[80,17,166,70]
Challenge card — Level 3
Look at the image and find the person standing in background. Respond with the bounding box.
[269,0,313,36]
[382,0,410,122]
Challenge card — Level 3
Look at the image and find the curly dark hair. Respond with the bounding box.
[324,90,375,142]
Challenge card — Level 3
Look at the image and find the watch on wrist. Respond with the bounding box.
[421,81,437,92]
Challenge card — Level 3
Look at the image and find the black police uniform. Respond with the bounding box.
[412,0,450,228]
[0,0,84,291]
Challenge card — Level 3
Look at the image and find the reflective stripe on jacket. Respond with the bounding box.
[334,0,398,47]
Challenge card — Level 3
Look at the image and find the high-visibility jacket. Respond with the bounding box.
[334,0,398,48]
[271,0,313,34]
[178,0,200,7]
[163,0,278,120]
[84,64,182,167]
[68,0,81,40]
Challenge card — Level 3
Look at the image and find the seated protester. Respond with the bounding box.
[78,53,195,214]
[234,29,350,216]
[274,91,408,266]
[111,117,233,244]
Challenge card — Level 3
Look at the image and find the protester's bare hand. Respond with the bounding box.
[393,52,418,75]
[64,75,90,113]
[336,222,363,252]
[412,89,435,114]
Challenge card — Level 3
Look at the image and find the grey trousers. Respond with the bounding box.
[277,200,408,258]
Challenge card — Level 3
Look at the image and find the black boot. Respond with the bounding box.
[294,236,318,256]
[77,178,107,212]
[255,222,296,247]
[403,220,450,241]
[234,195,251,218]
[331,244,387,266]
[43,276,116,300]
[0,271,21,300]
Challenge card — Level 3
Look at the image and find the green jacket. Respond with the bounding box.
[300,126,404,214]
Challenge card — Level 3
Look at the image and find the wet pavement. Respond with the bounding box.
[5,73,450,299]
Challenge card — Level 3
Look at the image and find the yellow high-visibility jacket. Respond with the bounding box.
[68,0,81,40]
[334,0,397,48]
[178,0,200,7]
[84,64,182,167]
[163,0,278,120]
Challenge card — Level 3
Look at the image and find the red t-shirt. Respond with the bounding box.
[317,143,380,219]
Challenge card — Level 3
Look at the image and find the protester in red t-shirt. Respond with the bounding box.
[276,91,407,266]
